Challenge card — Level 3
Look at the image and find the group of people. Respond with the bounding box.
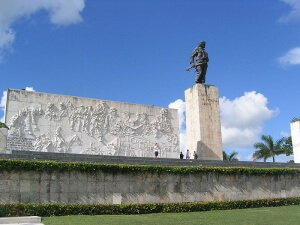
[153,144,198,160]
[180,150,198,160]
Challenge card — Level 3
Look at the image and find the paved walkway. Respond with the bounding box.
[0,150,298,168]
[1,223,44,225]
[0,216,43,225]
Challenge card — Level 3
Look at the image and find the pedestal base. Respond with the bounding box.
[185,84,222,160]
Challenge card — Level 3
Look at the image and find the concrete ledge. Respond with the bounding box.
[0,150,298,168]
[0,216,41,224]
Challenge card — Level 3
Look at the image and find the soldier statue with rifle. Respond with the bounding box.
[186,41,209,84]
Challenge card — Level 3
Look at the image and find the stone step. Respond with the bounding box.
[0,216,41,224]
[0,150,298,168]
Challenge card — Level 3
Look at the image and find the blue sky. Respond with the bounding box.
[0,0,300,162]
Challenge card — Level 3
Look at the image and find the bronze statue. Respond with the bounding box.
[186,41,209,84]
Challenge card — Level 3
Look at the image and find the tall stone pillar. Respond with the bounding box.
[185,84,222,160]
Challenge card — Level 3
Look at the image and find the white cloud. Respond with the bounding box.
[280,131,290,137]
[168,91,276,153]
[279,0,300,23]
[278,47,300,66]
[246,154,254,161]
[25,87,35,92]
[168,99,185,130]
[0,0,85,62]
[0,90,7,123]
[220,91,277,148]
[168,99,186,152]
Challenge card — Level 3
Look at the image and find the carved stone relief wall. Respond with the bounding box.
[5,89,180,158]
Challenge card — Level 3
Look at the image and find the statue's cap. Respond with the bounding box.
[199,41,206,45]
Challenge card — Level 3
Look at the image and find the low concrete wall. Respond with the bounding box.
[0,169,299,204]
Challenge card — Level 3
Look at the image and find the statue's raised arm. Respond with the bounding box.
[186,41,209,84]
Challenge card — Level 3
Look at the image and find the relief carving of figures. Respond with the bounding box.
[22,108,32,134]
[167,133,179,145]
[9,114,21,136]
[54,127,66,152]
[58,102,68,120]
[76,106,85,131]
[9,107,43,136]
[104,108,122,135]
[31,107,43,132]
[33,129,82,153]
[7,94,179,157]
[151,109,173,138]
[45,103,56,121]
[82,106,91,135]
[33,134,53,152]
[67,134,82,151]
[120,111,135,135]
[90,102,107,141]
[45,102,69,122]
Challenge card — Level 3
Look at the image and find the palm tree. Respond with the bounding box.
[223,150,239,161]
[253,135,284,162]
[282,136,293,156]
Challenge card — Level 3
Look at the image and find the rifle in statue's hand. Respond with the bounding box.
[186,63,195,71]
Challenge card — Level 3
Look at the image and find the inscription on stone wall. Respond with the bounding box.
[7,136,34,151]
[200,94,219,106]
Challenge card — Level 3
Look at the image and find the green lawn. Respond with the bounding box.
[42,205,300,225]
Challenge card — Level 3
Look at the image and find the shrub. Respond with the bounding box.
[0,159,299,176]
[0,197,300,217]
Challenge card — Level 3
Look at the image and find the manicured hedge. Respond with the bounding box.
[0,159,299,176]
[1,197,300,217]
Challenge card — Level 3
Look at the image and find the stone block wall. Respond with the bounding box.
[0,170,299,204]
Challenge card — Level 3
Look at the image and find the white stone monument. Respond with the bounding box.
[185,84,223,160]
[4,89,180,158]
[290,119,300,163]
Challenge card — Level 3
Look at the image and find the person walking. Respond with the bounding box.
[186,149,190,159]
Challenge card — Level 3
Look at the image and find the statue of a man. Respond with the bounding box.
[187,41,209,84]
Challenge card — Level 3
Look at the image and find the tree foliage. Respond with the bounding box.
[223,150,239,161]
[253,135,285,162]
[282,136,293,156]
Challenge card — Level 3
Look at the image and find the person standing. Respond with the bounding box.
[154,143,160,158]
[193,151,198,160]
[186,149,190,159]
[180,152,184,159]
